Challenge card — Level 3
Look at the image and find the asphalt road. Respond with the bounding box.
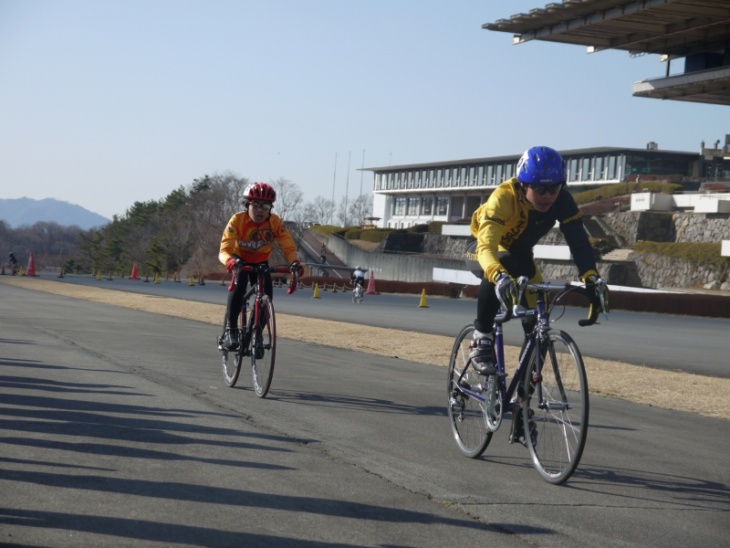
[47,273,730,378]
[1,282,728,547]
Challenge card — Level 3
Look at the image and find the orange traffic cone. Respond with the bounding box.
[131,261,139,280]
[26,252,37,277]
[366,273,377,295]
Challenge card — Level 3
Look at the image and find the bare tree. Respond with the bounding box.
[335,196,351,227]
[348,193,373,227]
[306,196,336,225]
[270,177,302,222]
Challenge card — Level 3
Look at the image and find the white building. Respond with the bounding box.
[364,145,723,229]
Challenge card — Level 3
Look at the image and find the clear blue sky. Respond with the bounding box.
[1,0,727,220]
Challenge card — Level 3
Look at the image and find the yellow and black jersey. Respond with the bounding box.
[470,178,598,283]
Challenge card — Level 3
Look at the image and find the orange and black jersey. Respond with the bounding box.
[470,178,598,283]
[218,211,299,266]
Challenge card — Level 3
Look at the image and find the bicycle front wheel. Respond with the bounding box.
[251,296,276,398]
[524,330,588,484]
[221,311,243,387]
[447,324,492,458]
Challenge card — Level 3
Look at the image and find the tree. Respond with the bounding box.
[185,172,249,276]
[271,177,302,222]
[304,196,336,225]
[348,194,373,227]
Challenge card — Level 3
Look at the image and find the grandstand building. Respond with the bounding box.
[366,144,726,229]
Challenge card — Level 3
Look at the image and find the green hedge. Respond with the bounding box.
[574,182,682,205]
[344,228,364,240]
[359,229,392,243]
[635,241,729,268]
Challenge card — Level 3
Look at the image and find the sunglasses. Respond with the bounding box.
[524,183,562,196]
[249,201,273,211]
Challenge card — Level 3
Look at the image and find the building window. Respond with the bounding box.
[568,159,578,181]
[595,157,604,180]
[608,155,617,179]
[443,168,451,188]
[435,169,443,188]
[505,163,514,180]
[407,197,420,216]
[436,196,448,216]
[422,196,433,215]
[581,158,591,181]
[393,197,406,216]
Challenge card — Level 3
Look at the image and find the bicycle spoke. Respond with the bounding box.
[525,331,588,484]
[447,324,492,458]
[220,311,243,387]
[251,297,276,398]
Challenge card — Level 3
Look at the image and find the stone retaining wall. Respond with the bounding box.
[601,211,730,245]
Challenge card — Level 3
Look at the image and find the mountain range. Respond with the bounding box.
[0,197,110,230]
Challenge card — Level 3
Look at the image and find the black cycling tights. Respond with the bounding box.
[473,251,537,335]
[227,266,273,329]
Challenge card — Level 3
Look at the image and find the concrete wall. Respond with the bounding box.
[323,207,730,289]
[326,234,464,283]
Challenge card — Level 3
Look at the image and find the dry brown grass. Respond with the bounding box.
[2,276,728,420]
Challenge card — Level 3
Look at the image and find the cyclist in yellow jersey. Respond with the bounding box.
[218,182,304,350]
[469,146,608,375]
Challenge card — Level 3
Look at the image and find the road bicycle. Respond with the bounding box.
[218,263,299,397]
[447,276,608,484]
[352,281,364,304]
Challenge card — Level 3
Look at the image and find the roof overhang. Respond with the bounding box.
[483,0,730,106]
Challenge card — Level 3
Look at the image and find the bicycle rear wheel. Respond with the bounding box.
[524,330,588,484]
[447,324,492,458]
[251,296,276,398]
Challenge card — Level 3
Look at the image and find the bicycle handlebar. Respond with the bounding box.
[227,263,300,294]
[496,276,608,327]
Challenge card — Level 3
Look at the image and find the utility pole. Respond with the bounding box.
[331,153,337,224]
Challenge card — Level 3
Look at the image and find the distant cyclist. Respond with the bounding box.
[351,266,366,290]
[218,182,303,351]
[8,252,18,275]
[468,146,608,375]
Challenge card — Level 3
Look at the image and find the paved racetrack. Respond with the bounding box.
[1,280,728,547]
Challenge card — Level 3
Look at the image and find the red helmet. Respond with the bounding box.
[243,182,276,203]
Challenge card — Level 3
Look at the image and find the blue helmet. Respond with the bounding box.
[516,146,566,185]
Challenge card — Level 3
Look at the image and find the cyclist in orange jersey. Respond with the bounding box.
[218,182,303,350]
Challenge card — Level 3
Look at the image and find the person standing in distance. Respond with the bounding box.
[218,182,304,351]
[469,146,608,375]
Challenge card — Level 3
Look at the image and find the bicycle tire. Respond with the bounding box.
[524,330,589,484]
[447,324,492,458]
[220,310,243,387]
[251,296,276,398]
